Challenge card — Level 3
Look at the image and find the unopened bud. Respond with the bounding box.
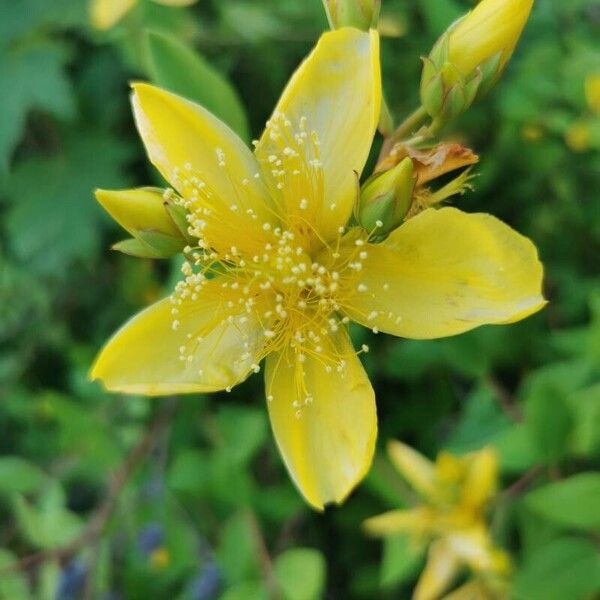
[96,187,187,258]
[358,157,415,235]
[421,0,534,124]
[323,0,380,31]
[448,0,534,81]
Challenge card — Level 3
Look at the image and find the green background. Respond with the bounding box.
[0,0,599,598]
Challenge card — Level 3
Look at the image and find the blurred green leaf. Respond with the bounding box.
[513,537,600,600]
[380,535,424,590]
[524,473,600,531]
[0,457,46,495]
[146,30,250,141]
[2,130,133,275]
[0,40,74,171]
[523,379,574,463]
[568,383,600,456]
[0,549,31,600]
[221,581,268,600]
[216,406,268,466]
[274,548,326,600]
[13,482,82,550]
[216,512,260,584]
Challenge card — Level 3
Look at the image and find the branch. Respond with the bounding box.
[0,397,178,575]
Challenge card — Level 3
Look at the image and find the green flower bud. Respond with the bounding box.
[323,0,380,31]
[96,187,188,258]
[421,0,534,125]
[358,157,415,236]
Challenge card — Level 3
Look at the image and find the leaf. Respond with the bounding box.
[524,473,600,531]
[2,130,133,275]
[513,537,600,600]
[0,549,31,600]
[13,482,82,550]
[523,379,574,463]
[380,535,424,590]
[274,548,326,600]
[146,30,250,141]
[216,512,260,584]
[0,40,75,171]
[216,406,268,466]
[220,582,268,600]
[568,383,600,457]
[167,449,211,494]
[0,457,45,495]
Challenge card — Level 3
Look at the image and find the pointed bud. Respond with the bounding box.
[421,0,533,124]
[323,0,380,31]
[448,0,534,81]
[358,158,415,235]
[96,187,187,258]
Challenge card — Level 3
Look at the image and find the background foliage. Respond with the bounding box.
[0,0,599,598]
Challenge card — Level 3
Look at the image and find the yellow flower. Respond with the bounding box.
[90,0,198,30]
[565,121,591,153]
[364,442,511,600]
[585,74,600,115]
[91,29,545,509]
[448,0,534,78]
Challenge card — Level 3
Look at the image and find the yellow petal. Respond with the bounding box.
[131,83,275,257]
[254,28,381,249]
[95,187,181,238]
[387,440,437,499]
[90,0,136,29]
[413,539,461,600]
[264,326,376,510]
[91,278,269,395]
[341,207,545,339]
[440,580,492,600]
[363,507,432,537]
[448,0,534,77]
[461,447,498,511]
[445,528,499,573]
[152,0,197,5]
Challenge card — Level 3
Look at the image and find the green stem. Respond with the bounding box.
[391,105,429,142]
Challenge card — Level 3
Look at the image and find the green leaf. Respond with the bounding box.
[524,379,574,463]
[524,473,600,531]
[0,457,45,495]
[13,482,82,550]
[274,548,326,600]
[568,383,600,456]
[0,549,31,600]
[146,30,250,141]
[2,130,133,275]
[0,40,75,171]
[216,512,260,584]
[220,582,268,600]
[380,535,424,590]
[112,238,168,259]
[513,537,600,600]
[167,449,211,495]
[216,406,268,466]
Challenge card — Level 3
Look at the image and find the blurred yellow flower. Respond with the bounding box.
[90,0,197,30]
[585,74,600,115]
[149,547,170,570]
[448,0,534,78]
[92,29,545,509]
[565,121,591,153]
[364,442,510,600]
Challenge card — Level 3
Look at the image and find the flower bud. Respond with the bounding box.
[323,0,380,31]
[421,0,534,123]
[448,0,534,80]
[358,157,415,236]
[585,74,600,115]
[96,187,188,258]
